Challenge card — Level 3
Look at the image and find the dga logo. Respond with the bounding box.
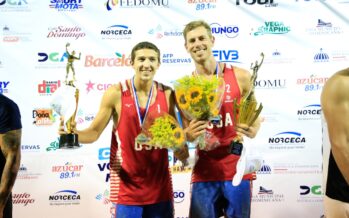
[173,190,185,203]
[101,25,132,40]
[211,23,239,38]
[298,185,323,202]
[49,0,83,11]
[105,0,169,10]
[314,48,329,62]
[268,131,306,150]
[36,52,67,69]
[252,21,290,36]
[13,193,35,206]
[162,54,191,65]
[85,52,131,67]
[38,80,61,96]
[0,0,30,12]
[32,109,55,126]
[49,190,81,206]
[0,81,10,94]
[297,104,321,120]
[96,189,110,204]
[254,79,286,89]
[213,50,239,62]
[47,26,86,40]
[296,74,328,92]
[252,186,284,202]
[233,0,278,7]
[52,162,83,179]
[98,147,110,160]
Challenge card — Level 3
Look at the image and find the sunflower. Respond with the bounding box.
[188,87,203,104]
[172,127,185,148]
[176,89,190,109]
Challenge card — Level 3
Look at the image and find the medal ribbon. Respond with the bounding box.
[131,77,154,128]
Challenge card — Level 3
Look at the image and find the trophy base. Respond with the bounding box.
[59,133,80,149]
[228,140,243,156]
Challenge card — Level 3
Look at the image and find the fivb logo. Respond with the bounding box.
[213,50,239,62]
[210,23,239,38]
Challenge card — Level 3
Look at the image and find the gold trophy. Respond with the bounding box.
[50,43,81,149]
[229,53,264,155]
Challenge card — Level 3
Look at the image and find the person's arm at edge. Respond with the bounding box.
[321,73,349,184]
[0,129,21,212]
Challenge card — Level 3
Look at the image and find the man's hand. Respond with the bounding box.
[184,119,208,142]
[174,144,189,162]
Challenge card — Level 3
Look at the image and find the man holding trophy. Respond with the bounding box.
[56,41,188,217]
[182,20,262,218]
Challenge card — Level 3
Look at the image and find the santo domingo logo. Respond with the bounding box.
[252,21,290,36]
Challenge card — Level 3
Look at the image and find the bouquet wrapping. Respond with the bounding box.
[174,75,225,150]
[135,111,186,151]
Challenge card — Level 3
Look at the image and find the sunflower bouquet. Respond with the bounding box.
[136,111,186,151]
[174,75,225,150]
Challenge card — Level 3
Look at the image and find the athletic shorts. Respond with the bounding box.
[112,200,173,218]
[189,180,251,218]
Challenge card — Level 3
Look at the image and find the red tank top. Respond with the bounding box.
[109,80,173,204]
[192,65,255,182]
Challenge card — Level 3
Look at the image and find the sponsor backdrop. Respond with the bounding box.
[1,0,349,217]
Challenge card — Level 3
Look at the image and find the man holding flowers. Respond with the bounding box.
[59,41,188,218]
[181,20,262,218]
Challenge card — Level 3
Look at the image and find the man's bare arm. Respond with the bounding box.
[321,71,349,184]
[0,129,21,209]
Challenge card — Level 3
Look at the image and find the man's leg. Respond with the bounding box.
[113,203,143,218]
[222,180,251,218]
[143,200,173,218]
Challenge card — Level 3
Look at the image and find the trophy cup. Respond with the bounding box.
[230,53,264,186]
[50,43,81,149]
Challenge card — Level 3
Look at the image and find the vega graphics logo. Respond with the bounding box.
[52,162,83,180]
[46,137,60,151]
[297,104,321,121]
[232,0,278,7]
[85,52,131,67]
[47,26,86,40]
[268,131,306,150]
[211,23,239,38]
[162,53,191,65]
[97,147,110,182]
[252,21,290,36]
[296,74,328,92]
[49,190,81,206]
[32,108,56,126]
[252,186,284,203]
[0,81,10,94]
[105,0,169,10]
[298,185,323,203]
[213,50,239,63]
[0,0,30,12]
[100,25,132,40]
[37,80,61,96]
[13,193,35,206]
[49,0,83,12]
[306,19,344,35]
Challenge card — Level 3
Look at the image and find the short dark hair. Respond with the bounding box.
[183,20,212,42]
[131,41,161,63]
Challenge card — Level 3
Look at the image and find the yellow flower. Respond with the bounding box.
[176,89,189,109]
[188,87,203,104]
[172,127,185,147]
